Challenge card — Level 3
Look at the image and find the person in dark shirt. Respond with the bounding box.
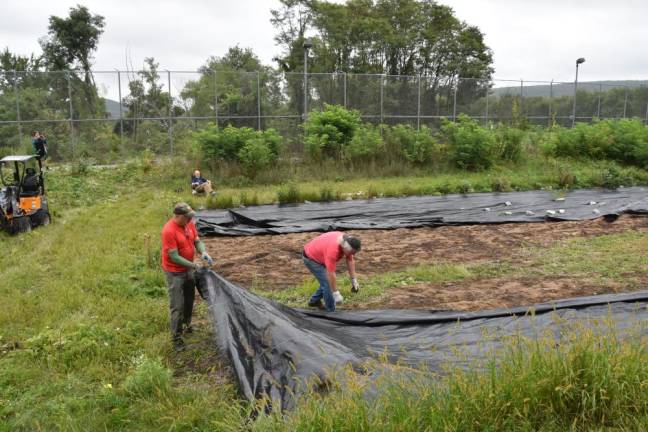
[31,131,48,160]
[191,170,216,196]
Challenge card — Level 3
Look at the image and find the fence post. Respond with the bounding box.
[167,70,173,155]
[485,84,489,125]
[453,78,458,121]
[13,70,23,150]
[66,71,74,159]
[549,79,553,127]
[343,72,347,108]
[212,69,218,127]
[116,70,124,145]
[597,83,602,118]
[417,74,421,130]
[623,87,628,118]
[380,74,384,126]
[257,71,261,130]
[520,79,524,117]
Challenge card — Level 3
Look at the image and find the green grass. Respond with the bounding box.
[1,157,647,430]
[253,324,648,431]
[200,156,648,208]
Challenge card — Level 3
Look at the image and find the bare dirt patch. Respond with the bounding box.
[368,275,641,311]
[206,214,647,283]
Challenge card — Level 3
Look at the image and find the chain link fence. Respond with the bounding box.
[1,69,648,161]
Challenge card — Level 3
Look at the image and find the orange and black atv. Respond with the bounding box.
[0,155,51,234]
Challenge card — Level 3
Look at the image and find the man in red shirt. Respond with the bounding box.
[161,202,213,351]
[302,231,361,312]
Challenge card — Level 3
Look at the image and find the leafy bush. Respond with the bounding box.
[494,124,524,162]
[556,164,577,189]
[318,184,338,202]
[442,115,495,170]
[598,166,632,189]
[546,119,648,168]
[386,124,440,165]
[303,104,362,160]
[238,137,273,177]
[277,182,301,204]
[344,124,384,162]
[196,125,283,170]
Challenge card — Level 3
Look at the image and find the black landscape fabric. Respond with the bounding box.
[196,187,648,236]
[202,270,648,411]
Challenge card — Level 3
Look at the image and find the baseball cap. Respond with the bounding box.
[343,235,361,252]
[173,202,196,219]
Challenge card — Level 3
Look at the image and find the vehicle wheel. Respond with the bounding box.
[31,210,51,227]
[13,216,32,234]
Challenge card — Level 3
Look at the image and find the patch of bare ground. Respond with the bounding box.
[204,214,648,297]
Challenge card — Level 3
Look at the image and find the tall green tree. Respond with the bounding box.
[39,4,105,114]
[270,0,494,114]
[180,46,283,126]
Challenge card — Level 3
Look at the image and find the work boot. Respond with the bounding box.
[184,325,194,334]
[308,299,325,310]
[173,338,186,352]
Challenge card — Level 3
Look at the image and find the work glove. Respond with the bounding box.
[351,278,360,293]
[332,291,344,304]
[201,252,214,266]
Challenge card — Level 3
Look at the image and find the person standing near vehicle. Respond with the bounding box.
[31,131,48,160]
[302,231,361,312]
[161,202,214,351]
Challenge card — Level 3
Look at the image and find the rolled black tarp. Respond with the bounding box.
[202,270,648,411]
[196,187,648,236]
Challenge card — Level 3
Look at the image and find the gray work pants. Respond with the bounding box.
[165,270,197,342]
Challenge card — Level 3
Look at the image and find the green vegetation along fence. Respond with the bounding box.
[1,69,648,161]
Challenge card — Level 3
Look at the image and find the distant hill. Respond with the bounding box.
[492,80,648,98]
[104,98,126,119]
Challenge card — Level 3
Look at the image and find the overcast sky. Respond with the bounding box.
[2,0,647,87]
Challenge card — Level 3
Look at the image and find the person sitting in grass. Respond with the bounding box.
[191,169,216,196]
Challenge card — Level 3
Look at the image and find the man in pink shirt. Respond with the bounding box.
[302,231,361,312]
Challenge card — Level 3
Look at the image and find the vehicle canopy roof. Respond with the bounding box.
[0,155,38,163]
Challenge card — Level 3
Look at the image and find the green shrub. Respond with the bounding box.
[303,104,362,160]
[458,180,473,194]
[344,124,384,162]
[195,124,255,161]
[386,124,440,165]
[604,119,648,167]
[442,115,495,170]
[490,176,512,192]
[598,166,631,189]
[556,164,577,189]
[545,119,648,168]
[122,355,172,399]
[277,182,301,204]
[494,124,524,162]
[238,137,273,177]
[208,193,234,209]
[318,184,338,202]
[196,125,283,170]
[239,192,259,207]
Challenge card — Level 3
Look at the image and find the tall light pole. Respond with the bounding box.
[303,38,313,120]
[572,57,585,126]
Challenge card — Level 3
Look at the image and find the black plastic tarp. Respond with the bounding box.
[196,187,648,236]
[203,270,648,411]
